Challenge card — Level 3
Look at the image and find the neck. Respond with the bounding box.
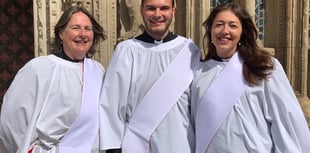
[53,49,84,62]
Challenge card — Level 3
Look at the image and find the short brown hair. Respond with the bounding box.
[50,6,106,58]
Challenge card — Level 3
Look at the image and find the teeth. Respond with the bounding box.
[219,37,230,41]
[75,40,87,43]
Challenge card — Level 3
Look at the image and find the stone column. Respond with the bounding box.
[298,0,310,126]
[284,0,310,126]
[235,0,256,21]
[95,0,117,67]
[33,0,49,56]
[183,0,210,49]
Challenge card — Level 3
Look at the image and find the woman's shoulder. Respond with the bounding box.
[21,55,52,70]
[23,55,83,73]
[270,57,286,76]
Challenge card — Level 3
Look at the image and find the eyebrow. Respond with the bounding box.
[143,4,171,8]
[214,20,240,24]
[69,24,93,27]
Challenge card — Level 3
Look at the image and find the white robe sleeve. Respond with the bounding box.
[265,59,310,153]
[99,44,133,150]
[0,56,87,153]
[0,62,40,153]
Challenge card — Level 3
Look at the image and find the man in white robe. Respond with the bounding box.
[100,31,200,153]
[99,0,200,152]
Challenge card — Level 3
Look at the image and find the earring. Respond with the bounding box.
[238,42,241,46]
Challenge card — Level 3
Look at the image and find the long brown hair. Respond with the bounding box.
[202,2,274,86]
[50,6,106,58]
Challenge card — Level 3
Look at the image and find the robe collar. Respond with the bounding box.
[53,50,84,63]
[212,55,231,62]
[135,31,177,44]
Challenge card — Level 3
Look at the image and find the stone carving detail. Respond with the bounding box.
[34,0,48,56]
[61,0,92,11]
[118,0,144,42]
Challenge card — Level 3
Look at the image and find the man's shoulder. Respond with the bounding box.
[117,38,136,45]
[173,36,197,44]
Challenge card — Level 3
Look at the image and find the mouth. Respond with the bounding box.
[217,36,231,41]
[74,39,88,44]
[216,36,233,43]
[149,20,164,26]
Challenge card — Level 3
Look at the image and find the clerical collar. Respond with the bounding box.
[53,50,84,63]
[135,31,177,43]
[212,55,230,62]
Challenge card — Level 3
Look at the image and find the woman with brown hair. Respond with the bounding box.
[0,6,106,153]
[192,2,310,153]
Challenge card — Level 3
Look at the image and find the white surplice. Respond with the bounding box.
[0,55,105,153]
[99,36,200,153]
[191,56,310,153]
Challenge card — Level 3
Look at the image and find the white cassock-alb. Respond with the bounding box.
[0,55,104,153]
[191,55,310,153]
[99,36,199,153]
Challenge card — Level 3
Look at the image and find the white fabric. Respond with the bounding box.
[99,36,200,153]
[121,40,199,153]
[191,56,310,153]
[0,55,105,153]
[59,58,102,153]
[195,52,247,153]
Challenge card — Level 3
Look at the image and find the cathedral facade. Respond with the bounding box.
[1,0,310,126]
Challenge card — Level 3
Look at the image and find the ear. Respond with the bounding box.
[172,6,176,15]
[59,31,63,40]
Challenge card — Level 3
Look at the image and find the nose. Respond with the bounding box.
[79,29,86,36]
[77,29,89,40]
[154,8,161,17]
[221,25,229,34]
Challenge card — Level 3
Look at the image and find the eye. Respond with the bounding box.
[71,25,80,30]
[214,22,223,27]
[85,26,93,31]
[160,6,170,11]
[230,24,238,29]
[145,6,156,11]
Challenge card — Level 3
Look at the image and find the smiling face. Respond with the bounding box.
[59,12,94,61]
[211,10,242,58]
[140,0,175,40]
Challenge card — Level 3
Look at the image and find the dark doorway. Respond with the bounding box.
[0,0,34,109]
